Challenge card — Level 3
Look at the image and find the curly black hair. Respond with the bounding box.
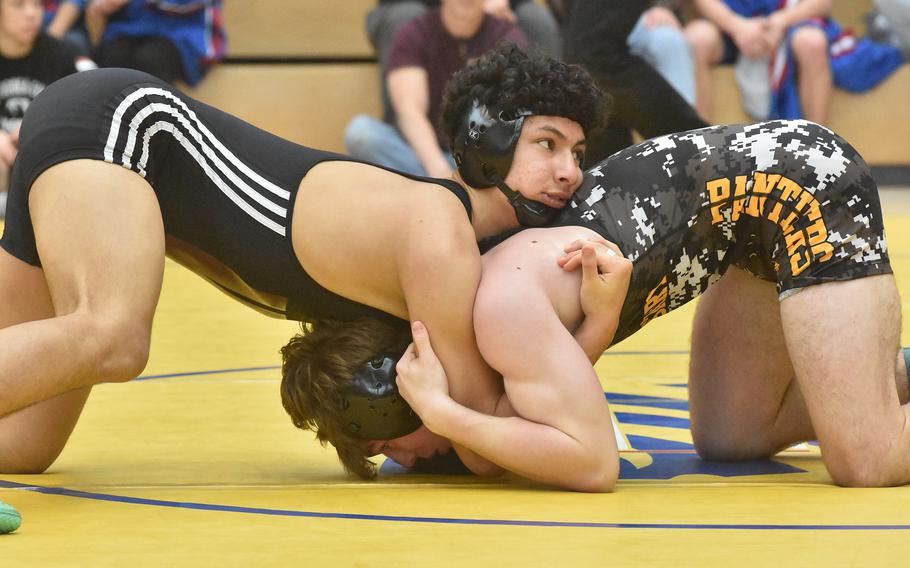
[441,43,609,149]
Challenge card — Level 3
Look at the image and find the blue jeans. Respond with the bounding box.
[344,115,454,176]
[627,14,696,106]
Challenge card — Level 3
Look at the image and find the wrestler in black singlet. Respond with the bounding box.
[557,120,892,345]
[0,68,472,325]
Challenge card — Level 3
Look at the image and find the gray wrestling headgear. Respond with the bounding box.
[452,100,563,228]
[338,345,422,440]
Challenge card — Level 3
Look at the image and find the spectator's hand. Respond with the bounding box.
[484,0,517,23]
[732,16,772,58]
[765,11,789,50]
[0,131,18,168]
[643,6,681,30]
[87,0,129,19]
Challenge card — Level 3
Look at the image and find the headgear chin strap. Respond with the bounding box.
[338,343,422,440]
[452,100,563,228]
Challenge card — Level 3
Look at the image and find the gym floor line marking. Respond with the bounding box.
[134,350,692,382]
[2,480,908,531]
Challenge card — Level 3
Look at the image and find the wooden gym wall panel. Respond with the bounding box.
[224,0,375,58]
[186,64,382,152]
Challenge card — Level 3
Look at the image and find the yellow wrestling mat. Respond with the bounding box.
[4,189,910,566]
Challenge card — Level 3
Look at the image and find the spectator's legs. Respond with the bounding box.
[628,15,697,105]
[96,36,184,84]
[564,0,707,162]
[63,28,92,56]
[790,26,832,124]
[94,36,137,69]
[346,114,445,176]
[514,2,562,59]
[685,19,725,121]
[365,2,427,124]
[132,37,185,84]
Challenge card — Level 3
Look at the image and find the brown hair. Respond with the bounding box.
[280,318,408,479]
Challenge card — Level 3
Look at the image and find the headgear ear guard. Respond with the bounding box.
[338,340,422,440]
[452,100,563,228]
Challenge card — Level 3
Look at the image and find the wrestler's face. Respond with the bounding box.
[0,0,42,46]
[504,115,586,210]
[365,426,452,468]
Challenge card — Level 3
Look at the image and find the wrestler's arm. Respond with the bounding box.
[397,199,506,476]
[398,276,620,492]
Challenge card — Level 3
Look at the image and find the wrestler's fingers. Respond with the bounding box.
[397,343,418,372]
[563,238,590,253]
[558,249,583,272]
[410,321,435,360]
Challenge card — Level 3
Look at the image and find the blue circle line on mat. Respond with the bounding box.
[1,480,908,530]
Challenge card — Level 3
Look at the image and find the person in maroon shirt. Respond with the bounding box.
[345,0,525,177]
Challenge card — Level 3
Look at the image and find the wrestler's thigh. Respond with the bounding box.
[689,266,813,458]
[0,247,91,473]
[29,159,165,327]
[780,274,904,485]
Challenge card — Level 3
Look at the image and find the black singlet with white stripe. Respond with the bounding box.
[0,68,472,324]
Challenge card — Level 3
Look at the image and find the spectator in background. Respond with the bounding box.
[686,0,904,123]
[627,1,696,105]
[686,0,834,123]
[42,0,90,55]
[90,0,225,87]
[364,0,560,147]
[0,0,92,217]
[562,0,707,164]
[367,0,560,61]
[345,0,525,177]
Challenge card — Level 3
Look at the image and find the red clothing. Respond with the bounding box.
[386,9,525,149]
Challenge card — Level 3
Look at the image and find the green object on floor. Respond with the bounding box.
[0,500,21,534]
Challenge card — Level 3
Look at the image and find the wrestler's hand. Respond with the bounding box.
[396,321,451,426]
[558,237,632,325]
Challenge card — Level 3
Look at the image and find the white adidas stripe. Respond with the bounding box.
[128,102,287,218]
[138,121,286,235]
[104,86,293,235]
[105,87,289,200]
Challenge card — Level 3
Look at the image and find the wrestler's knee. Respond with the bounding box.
[823,446,894,488]
[78,312,152,382]
[0,443,60,474]
[691,423,778,462]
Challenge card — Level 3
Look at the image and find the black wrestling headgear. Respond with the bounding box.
[452,100,562,228]
[338,343,422,440]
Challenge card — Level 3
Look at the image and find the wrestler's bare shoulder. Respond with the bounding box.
[297,161,468,218]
